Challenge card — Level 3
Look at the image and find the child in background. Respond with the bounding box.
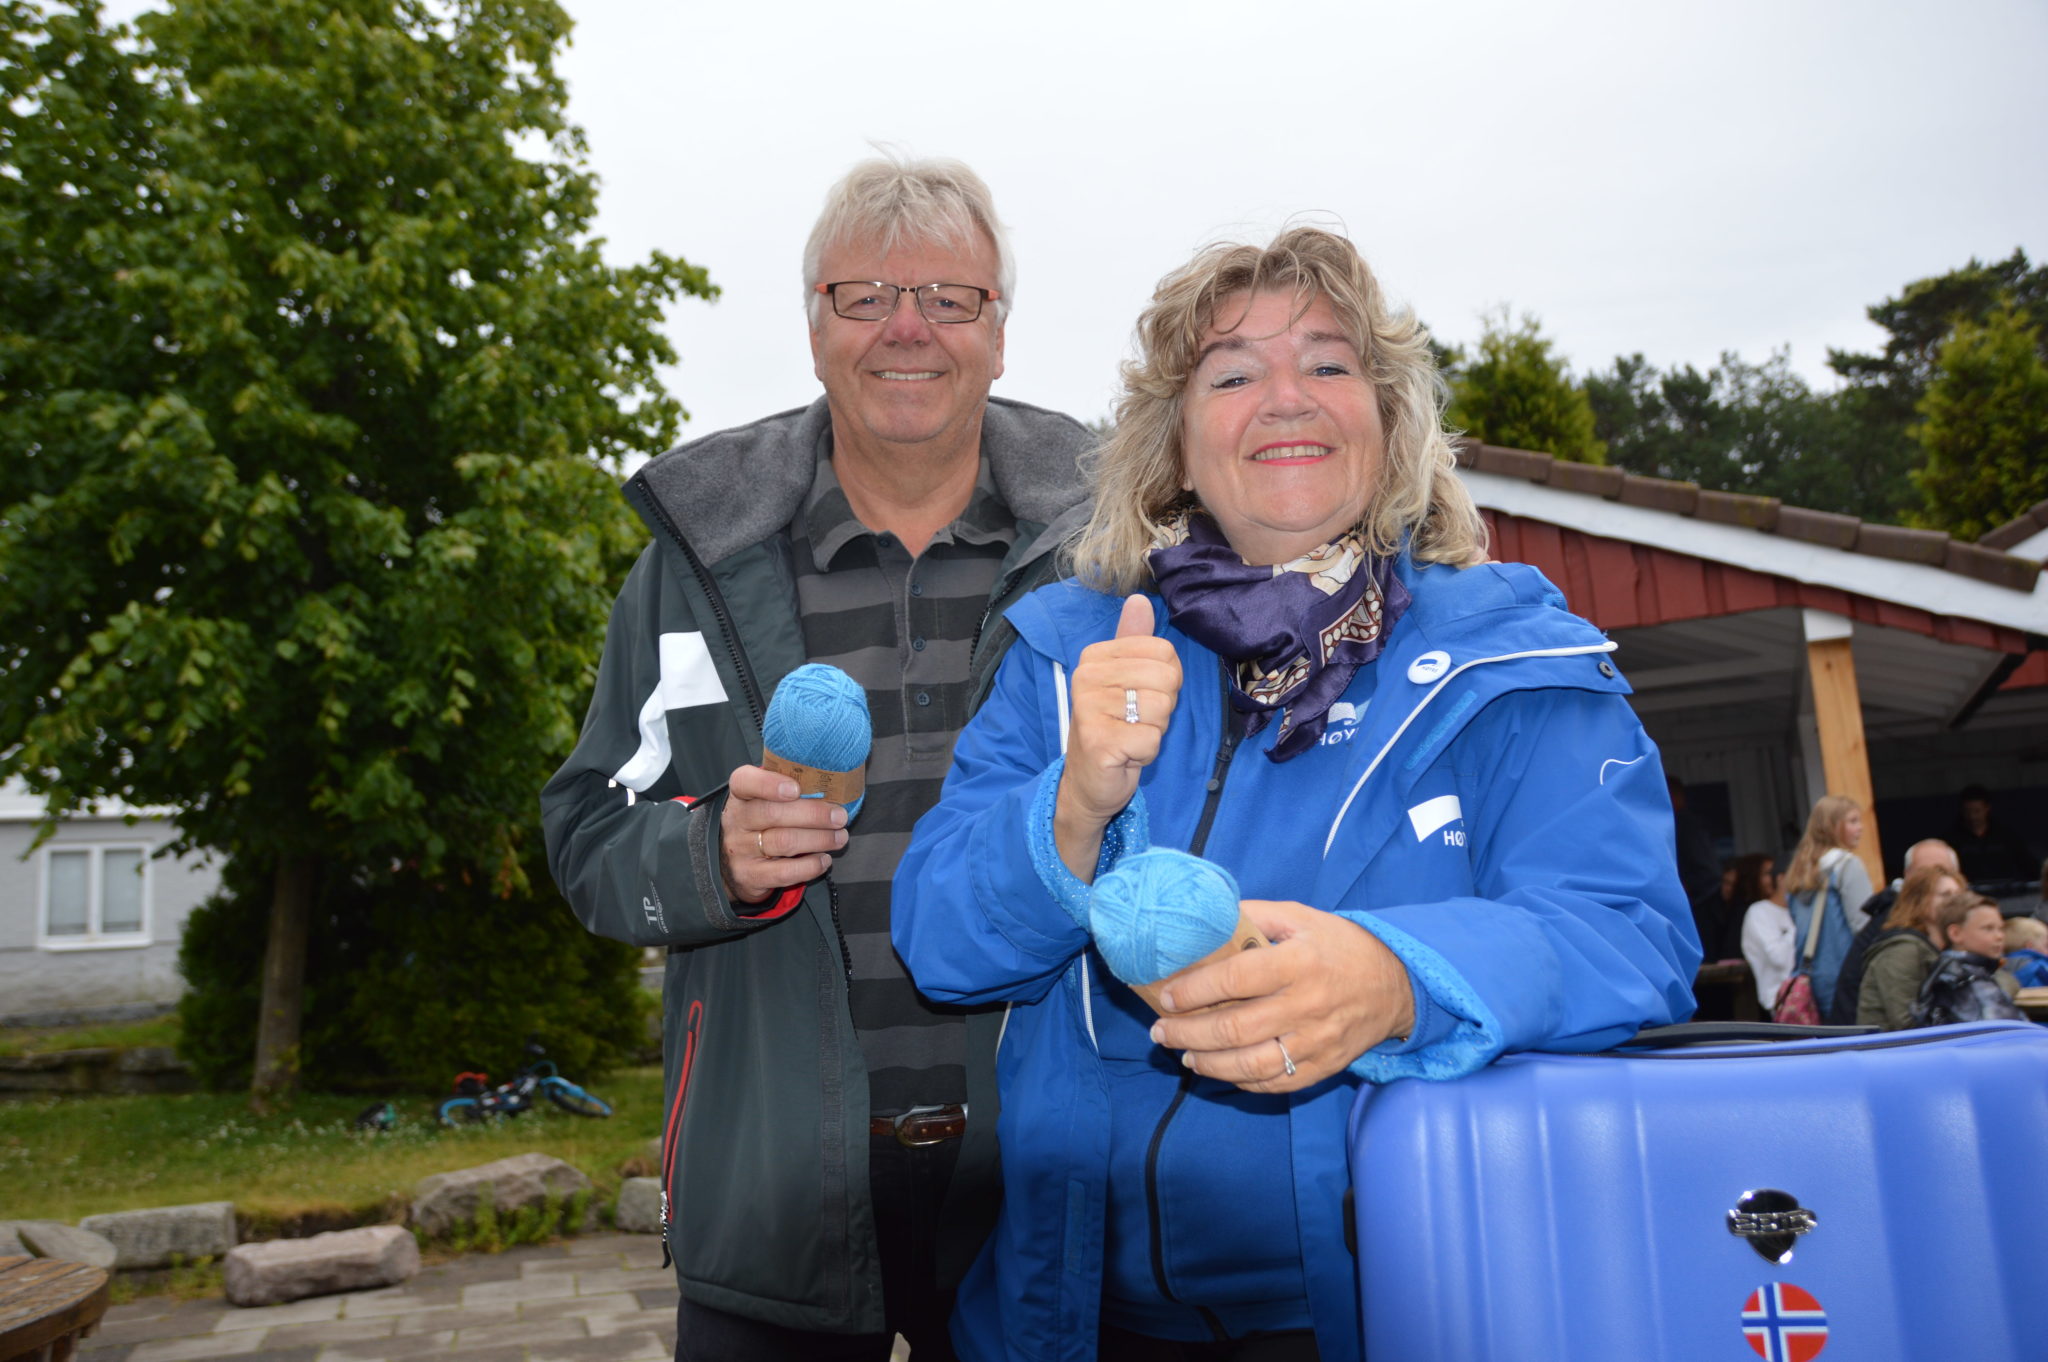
[1911,896,2024,1026]
[2002,914,2048,989]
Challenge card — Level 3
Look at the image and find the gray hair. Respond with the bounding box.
[803,153,1014,328]
[1068,226,1487,594]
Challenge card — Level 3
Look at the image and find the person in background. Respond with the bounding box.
[1669,775,1722,908]
[1689,858,1738,963]
[1945,784,2037,886]
[1856,865,1968,1030]
[2001,914,2048,989]
[542,154,1093,1361]
[1827,838,1960,1026]
[1780,796,1875,1017]
[1737,853,1793,1013]
[1910,894,2023,1026]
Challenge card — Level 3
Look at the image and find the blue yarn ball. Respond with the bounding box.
[763,663,871,820]
[1090,849,1243,987]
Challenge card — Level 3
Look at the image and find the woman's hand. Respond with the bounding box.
[1054,595,1182,879]
[719,764,848,904]
[1148,900,1416,1092]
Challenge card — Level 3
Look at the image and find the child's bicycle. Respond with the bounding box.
[438,1045,613,1125]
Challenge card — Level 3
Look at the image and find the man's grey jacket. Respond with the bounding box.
[541,395,1092,1333]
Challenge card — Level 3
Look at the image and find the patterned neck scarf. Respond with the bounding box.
[1147,510,1410,762]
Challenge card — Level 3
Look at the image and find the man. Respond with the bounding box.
[1946,784,2038,886]
[542,157,1092,1359]
[1826,838,1960,1026]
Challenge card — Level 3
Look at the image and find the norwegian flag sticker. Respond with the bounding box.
[1742,1282,1829,1361]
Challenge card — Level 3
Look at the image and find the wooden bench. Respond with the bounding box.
[0,1257,108,1362]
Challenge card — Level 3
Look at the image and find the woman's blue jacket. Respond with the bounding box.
[893,554,1701,1362]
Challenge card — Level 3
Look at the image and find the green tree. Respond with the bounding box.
[0,0,712,1102]
[1444,309,1606,464]
[1910,305,2048,539]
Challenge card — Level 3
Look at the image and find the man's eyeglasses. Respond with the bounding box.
[816,281,1000,325]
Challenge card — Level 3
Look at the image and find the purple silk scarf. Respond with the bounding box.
[1148,512,1410,762]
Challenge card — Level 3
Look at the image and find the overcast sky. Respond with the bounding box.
[110,0,2048,442]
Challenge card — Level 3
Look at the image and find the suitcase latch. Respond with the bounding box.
[1726,1188,1818,1263]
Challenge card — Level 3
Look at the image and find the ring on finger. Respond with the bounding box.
[1123,688,1141,725]
[1275,1037,1297,1078]
[756,830,770,860]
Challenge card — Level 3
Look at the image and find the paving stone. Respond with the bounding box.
[460,1272,577,1307]
[253,1316,400,1349]
[516,1292,640,1322]
[410,1153,591,1240]
[79,1202,236,1270]
[562,1267,677,1297]
[309,1328,457,1361]
[634,1287,678,1312]
[224,1350,318,1362]
[224,1225,419,1308]
[448,1316,588,1349]
[562,1235,640,1258]
[530,1330,671,1362]
[518,1256,605,1277]
[126,1328,266,1362]
[389,1306,509,1336]
[79,1309,219,1350]
[210,1294,343,1332]
[582,1307,676,1339]
[74,1339,132,1360]
[336,1283,463,1318]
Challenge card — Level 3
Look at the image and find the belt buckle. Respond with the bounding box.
[892,1106,959,1148]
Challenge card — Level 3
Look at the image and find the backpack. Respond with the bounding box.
[1781,861,1853,1017]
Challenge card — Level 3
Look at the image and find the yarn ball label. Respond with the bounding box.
[762,748,866,806]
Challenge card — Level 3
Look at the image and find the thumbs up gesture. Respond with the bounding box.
[1054,595,1184,880]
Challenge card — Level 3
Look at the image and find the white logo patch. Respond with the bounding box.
[1599,755,1647,786]
[1408,793,1465,842]
[1407,650,1451,684]
[1318,700,1367,747]
[614,631,729,791]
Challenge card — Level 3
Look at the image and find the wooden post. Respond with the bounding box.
[1803,611,1885,887]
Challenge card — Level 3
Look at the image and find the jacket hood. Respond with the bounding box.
[629,394,1095,566]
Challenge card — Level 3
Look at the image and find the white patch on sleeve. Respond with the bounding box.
[1407,794,1464,841]
[613,632,729,791]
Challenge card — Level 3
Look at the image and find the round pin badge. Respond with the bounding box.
[1741,1282,1829,1361]
[1406,650,1450,684]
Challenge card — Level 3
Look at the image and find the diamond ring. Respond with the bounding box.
[1123,688,1140,724]
[1275,1038,1297,1078]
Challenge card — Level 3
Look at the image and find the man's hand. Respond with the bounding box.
[720,764,848,904]
[1054,595,1182,879]
[1148,900,1415,1093]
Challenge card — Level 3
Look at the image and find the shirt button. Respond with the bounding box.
[912,636,926,652]
[876,532,894,546]
[914,690,931,707]
[910,582,923,597]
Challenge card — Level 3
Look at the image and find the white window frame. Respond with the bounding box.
[38,841,153,950]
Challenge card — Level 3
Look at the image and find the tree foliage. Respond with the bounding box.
[1443,309,1606,464]
[1,0,712,1093]
[1586,349,1908,521]
[1910,305,2048,540]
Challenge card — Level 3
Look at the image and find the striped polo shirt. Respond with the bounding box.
[789,453,1016,1116]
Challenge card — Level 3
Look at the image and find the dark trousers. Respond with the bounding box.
[674,1133,961,1362]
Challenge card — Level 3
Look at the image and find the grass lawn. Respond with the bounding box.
[0,1066,666,1232]
[0,1013,183,1058]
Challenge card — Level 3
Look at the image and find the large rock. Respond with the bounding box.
[77,1201,236,1269]
[410,1153,592,1239]
[222,1225,419,1308]
[614,1177,662,1235]
[0,1224,26,1257]
[13,1221,118,1270]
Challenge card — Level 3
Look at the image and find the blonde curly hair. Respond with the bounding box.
[1068,227,1486,593]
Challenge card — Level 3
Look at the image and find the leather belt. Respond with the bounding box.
[870,1104,967,1147]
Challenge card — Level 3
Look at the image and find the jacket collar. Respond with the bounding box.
[629,395,1094,567]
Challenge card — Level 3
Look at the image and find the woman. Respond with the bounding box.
[1855,863,1966,1029]
[1911,894,2024,1026]
[1777,796,1876,1016]
[1737,853,1794,1011]
[892,229,1698,1362]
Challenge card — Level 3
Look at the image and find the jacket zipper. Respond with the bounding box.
[1142,674,1241,1336]
[659,998,704,1270]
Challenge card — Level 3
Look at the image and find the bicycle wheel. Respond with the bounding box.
[542,1078,613,1118]
[438,1096,488,1126]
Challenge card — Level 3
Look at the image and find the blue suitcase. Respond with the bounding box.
[1348,1021,2048,1361]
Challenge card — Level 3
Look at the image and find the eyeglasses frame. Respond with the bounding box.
[814,280,1003,325]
